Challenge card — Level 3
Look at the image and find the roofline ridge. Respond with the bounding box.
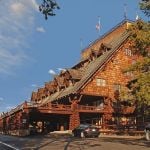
[81,19,134,53]
[76,33,129,92]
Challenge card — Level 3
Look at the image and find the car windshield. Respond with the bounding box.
[77,124,90,129]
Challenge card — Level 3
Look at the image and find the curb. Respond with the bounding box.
[99,134,144,139]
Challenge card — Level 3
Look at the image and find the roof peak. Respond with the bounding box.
[81,19,134,54]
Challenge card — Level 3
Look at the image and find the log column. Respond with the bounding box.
[6,116,10,134]
[69,111,80,130]
[102,97,114,129]
[2,117,7,134]
[17,112,22,130]
[69,95,82,130]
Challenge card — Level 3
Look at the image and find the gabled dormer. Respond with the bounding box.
[37,87,47,101]
[60,69,83,86]
[45,81,57,94]
[54,75,66,91]
[31,91,38,102]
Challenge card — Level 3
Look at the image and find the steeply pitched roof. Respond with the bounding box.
[31,91,38,100]
[67,69,83,80]
[45,81,57,92]
[81,19,133,54]
[73,32,129,92]
[41,31,129,104]
[54,75,66,87]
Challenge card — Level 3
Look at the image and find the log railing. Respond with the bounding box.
[50,104,72,111]
[34,104,72,114]
[78,105,104,112]
[33,104,104,113]
[28,102,135,114]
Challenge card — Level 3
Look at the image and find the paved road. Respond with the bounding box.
[0,141,18,150]
[0,134,149,150]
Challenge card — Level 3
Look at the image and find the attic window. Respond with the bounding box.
[125,71,133,77]
[96,78,106,87]
[125,48,132,56]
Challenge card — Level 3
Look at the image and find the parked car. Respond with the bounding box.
[145,123,150,141]
[29,125,37,135]
[72,124,100,138]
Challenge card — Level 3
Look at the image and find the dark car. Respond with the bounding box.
[29,125,37,135]
[72,124,100,138]
[145,123,150,141]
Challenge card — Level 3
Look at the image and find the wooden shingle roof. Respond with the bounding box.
[45,81,57,90]
[67,69,83,80]
[31,91,38,101]
[54,75,66,87]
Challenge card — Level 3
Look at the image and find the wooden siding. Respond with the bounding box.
[81,40,137,99]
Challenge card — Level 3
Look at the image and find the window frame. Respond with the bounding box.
[96,78,106,87]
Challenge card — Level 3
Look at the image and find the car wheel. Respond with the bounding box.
[80,132,85,138]
[94,135,99,138]
[146,130,150,141]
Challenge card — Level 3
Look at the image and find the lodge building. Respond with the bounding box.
[0,20,142,136]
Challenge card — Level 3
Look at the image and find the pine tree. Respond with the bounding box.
[140,0,150,17]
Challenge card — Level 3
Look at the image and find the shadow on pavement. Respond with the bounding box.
[101,137,150,148]
[64,137,101,150]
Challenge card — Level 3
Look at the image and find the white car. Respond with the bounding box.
[145,123,150,141]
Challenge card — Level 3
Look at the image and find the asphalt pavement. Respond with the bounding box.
[0,134,149,150]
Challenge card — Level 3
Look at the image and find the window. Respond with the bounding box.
[113,84,121,92]
[96,78,106,86]
[125,48,132,56]
[125,71,133,77]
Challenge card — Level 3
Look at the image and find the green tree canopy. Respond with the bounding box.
[123,0,150,114]
[140,0,150,17]
[39,0,60,20]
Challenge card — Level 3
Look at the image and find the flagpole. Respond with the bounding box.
[80,38,83,50]
[124,3,127,20]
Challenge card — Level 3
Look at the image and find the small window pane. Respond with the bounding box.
[96,78,106,86]
[113,84,121,92]
[125,48,132,56]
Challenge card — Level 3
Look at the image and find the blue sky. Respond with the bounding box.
[0,0,147,113]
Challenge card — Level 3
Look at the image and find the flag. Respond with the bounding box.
[96,17,100,32]
[96,23,100,31]
[136,14,139,20]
